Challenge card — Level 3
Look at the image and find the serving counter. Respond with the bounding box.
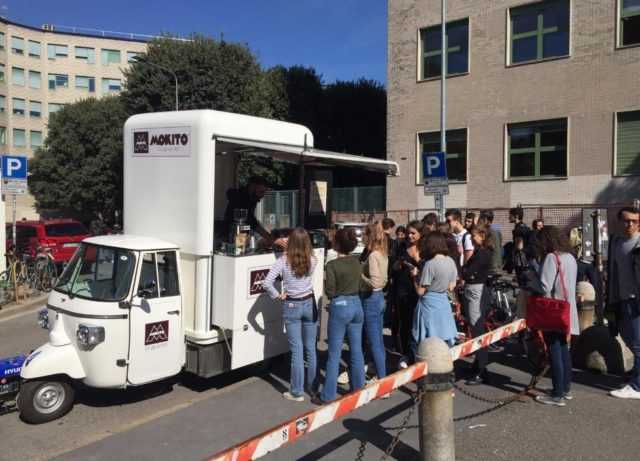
[211,247,325,369]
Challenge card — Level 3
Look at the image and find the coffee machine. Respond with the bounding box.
[230,208,251,254]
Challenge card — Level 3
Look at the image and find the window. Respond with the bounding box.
[47,44,68,60]
[29,70,41,89]
[0,127,5,145]
[76,75,96,92]
[13,129,26,147]
[75,46,95,64]
[0,95,5,112]
[30,130,42,148]
[0,63,4,82]
[28,40,41,58]
[158,251,180,297]
[11,36,24,55]
[12,67,25,86]
[12,98,25,116]
[48,103,65,115]
[620,0,640,46]
[507,118,567,179]
[616,111,640,175]
[30,100,42,118]
[138,253,159,298]
[0,32,4,49]
[509,0,570,64]
[101,49,121,65]
[419,19,469,80]
[417,129,468,182]
[127,51,139,63]
[102,78,121,94]
[48,73,69,90]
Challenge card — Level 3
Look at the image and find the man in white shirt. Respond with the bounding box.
[445,209,474,266]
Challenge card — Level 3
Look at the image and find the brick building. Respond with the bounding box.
[0,18,148,219]
[386,0,640,212]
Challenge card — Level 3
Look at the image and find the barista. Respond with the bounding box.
[223,175,273,244]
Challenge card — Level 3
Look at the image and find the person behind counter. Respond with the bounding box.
[317,228,366,404]
[223,175,273,243]
[263,227,318,402]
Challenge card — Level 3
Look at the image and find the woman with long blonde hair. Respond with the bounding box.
[361,222,389,382]
[263,227,318,402]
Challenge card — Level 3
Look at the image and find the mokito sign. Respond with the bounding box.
[133,126,192,157]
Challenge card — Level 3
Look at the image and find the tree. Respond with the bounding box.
[29,97,127,226]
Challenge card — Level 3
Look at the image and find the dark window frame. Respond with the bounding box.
[508,0,571,66]
[619,0,640,48]
[506,118,568,180]
[615,110,640,176]
[418,18,470,81]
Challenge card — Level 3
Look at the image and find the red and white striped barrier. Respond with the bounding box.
[206,318,527,461]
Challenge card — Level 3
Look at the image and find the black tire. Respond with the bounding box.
[18,379,75,424]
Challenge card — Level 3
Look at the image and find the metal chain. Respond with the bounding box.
[353,386,425,461]
[452,364,549,422]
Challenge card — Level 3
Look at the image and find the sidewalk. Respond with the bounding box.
[51,346,640,461]
[0,292,49,320]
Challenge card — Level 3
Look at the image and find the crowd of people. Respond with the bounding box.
[262,205,640,408]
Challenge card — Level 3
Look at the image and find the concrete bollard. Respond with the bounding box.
[416,337,455,461]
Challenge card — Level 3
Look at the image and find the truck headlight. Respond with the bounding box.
[76,324,105,349]
[37,309,49,329]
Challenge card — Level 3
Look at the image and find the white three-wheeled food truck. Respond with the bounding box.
[15,110,398,423]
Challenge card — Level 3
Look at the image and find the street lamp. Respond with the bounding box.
[132,56,179,111]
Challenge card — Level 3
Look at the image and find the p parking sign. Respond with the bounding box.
[422,151,449,195]
[2,155,28,180]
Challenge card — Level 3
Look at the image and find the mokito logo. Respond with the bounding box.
[150,133,189,147]
[133,131,149,154]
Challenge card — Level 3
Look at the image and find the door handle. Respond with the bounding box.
[167,310,180,316]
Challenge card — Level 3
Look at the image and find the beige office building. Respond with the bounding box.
[387,0,640,212]
[0,18,148,219]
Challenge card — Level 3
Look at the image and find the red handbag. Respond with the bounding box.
[526,253,571,335]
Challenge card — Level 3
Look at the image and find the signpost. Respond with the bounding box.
[422,151,448,220]
[1,155,28,249]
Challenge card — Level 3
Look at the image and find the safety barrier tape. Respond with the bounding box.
[206,318,527,461]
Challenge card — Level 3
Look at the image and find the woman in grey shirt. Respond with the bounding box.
[533,226,578,407]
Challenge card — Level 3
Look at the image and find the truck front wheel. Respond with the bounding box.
[18,378,75,424]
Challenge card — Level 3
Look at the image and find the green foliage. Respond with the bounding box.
[29,97,127,225]
[122,35,290,185]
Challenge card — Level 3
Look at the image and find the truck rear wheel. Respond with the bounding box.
[18,378,75,424]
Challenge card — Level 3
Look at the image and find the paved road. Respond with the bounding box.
[2,303,640,461]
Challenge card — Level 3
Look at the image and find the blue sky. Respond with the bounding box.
[4,0,387,84]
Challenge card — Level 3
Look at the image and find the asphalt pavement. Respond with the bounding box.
[2,300,640,461]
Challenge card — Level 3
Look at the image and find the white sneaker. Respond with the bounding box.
[398,356,409,369]
[282,391,304,402]
[610,385,640,399]
[337,370,350,385]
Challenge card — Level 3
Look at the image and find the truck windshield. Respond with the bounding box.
[55,244,136,302]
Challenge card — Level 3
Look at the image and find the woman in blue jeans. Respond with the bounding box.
[318,228,366,403]
[361,222,389,381]
[263,228,318,402]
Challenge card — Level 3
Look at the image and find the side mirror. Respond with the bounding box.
[119,300,131,309]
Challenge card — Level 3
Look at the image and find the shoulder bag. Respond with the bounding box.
[526,253,571,334]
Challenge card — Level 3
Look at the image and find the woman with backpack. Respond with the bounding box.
[263,227,318,402]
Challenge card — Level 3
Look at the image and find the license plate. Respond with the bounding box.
[63,243,80,248]
[0,381,19,397]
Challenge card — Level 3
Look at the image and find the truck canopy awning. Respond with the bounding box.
[214,135,399,176]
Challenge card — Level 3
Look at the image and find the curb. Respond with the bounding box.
[0,293,49,318]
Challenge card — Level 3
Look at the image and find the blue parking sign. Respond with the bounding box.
[2,155,28,180]
[422,151,447,179]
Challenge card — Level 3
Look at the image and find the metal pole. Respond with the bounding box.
[438,0,447,221]
[12,194,16,249]
[417,337,455,461]
[591,210,604,324]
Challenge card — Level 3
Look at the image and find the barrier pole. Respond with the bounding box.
[417,337,454,461]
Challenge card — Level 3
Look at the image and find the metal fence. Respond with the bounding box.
[332,186,385,213]
[333,203,634,242]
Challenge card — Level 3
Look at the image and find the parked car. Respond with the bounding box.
[333,221,366,256]
[5,219,91,264]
